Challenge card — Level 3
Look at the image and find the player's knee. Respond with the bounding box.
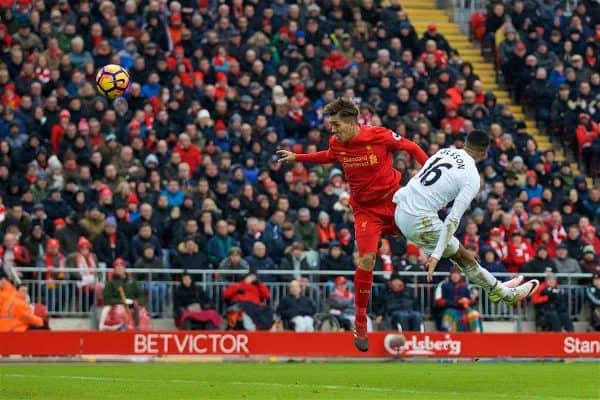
[358,253,376,270]
[452,247,474,266]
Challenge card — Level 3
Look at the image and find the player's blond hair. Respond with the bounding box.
[323,98,359,121]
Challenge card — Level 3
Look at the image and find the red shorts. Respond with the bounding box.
[352,195,400,256]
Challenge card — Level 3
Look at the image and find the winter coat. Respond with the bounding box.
[277,295,316,320]
[245,255,277,282]
[92,232,130,267]
[436,280,473,309]
[103,275,145,306]
[293,220,318,250]
[223,281,270,306]
[375,287,418,316]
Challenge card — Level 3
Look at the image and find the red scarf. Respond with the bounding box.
[44,252,65,281]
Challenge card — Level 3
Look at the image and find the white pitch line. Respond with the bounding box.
[1,373,595,400]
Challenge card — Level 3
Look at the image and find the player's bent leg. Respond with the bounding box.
[449,244,514,303]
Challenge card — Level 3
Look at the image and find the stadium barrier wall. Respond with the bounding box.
[1,332,599,358]
[15,268,594,322]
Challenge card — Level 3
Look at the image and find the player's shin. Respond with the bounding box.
[457,261,513,302]
[354,266,373,335]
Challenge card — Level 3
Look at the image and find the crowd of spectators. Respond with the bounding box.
[484,0,600,175]
[0,0,598,331]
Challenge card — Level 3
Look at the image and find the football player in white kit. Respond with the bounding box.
[393,130,539,304]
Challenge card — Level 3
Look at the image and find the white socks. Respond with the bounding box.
[460,262,513,300]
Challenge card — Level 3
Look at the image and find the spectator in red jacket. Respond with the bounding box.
[50,109,71,155]
[506,230,533,273]
[440,105,465,135]
[223,273,273,331]
[462,221,480,254]
[534,226,557,258]
[575,113,599,171]
[419,40,448,68]
[487,227,508,263]
[173,133,202,174]
[446,78,466,108]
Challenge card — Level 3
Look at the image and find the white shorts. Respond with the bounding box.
[394,207,460,258]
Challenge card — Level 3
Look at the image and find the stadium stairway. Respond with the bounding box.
[402,0,592,185]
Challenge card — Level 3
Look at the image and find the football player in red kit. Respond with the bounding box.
[277,98,428,351]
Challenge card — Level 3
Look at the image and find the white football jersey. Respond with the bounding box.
[393,148,481,221]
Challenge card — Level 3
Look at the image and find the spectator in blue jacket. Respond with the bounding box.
[277,279,316,332]
[435,268,482,332]
[161,179,184,208]
[245,241,277,282]
[130,222,162,264]
[522,170,543,200]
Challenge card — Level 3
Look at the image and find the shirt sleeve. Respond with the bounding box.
[380,129,429,165]
[431,168,480,260]
[295,149,337,164]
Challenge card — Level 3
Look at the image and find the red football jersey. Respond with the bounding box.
[296,125,428,206]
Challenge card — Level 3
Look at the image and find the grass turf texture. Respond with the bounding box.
[1,362,598,400]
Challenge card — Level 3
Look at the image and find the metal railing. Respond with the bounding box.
[15,267,593,325]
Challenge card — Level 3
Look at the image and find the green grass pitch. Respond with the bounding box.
[1,362,598,399]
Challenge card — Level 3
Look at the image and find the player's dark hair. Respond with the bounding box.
[465,130,490,151]
[323,98,359,121]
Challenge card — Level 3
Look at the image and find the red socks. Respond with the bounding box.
[354,267,373,317]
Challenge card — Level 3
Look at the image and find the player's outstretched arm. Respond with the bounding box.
[398,139,428,166]
[381,128,428,166]
[277,149,336,164]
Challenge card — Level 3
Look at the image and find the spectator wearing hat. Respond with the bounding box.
[67,236,97,311]
[575,113,599,172]
[320,240,353,280]
[101,257,148,330]
[375,274,422,332]
[585,274,600,331]
[435,267,482,332]
[277,279,316,332]
[328,276,369,331]
[532,271,574,332]
[580,245,600,276]
[92,216,129,268]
